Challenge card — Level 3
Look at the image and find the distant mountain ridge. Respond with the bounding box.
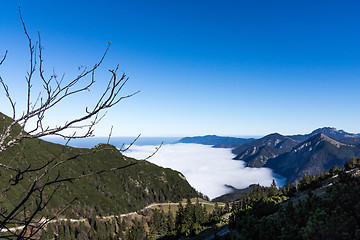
[179,127,359,150]
[232,128,360,184]
[233,127,360,169]
[177,135,254,148]
[265,133,360,182]
[180,128,360,184]
[288,127,360,142]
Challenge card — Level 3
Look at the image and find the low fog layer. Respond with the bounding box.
[124,143,281,200]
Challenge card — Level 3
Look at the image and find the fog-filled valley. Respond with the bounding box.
[125,143,283,199]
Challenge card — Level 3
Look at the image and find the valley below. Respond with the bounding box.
[124,143,281,200]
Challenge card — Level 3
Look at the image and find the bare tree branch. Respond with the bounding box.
[0,7,147,239]
[142,142,163,161]
[0,9,140,154]
[0,51,7,66]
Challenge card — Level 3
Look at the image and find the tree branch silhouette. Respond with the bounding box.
[0,7,150,239]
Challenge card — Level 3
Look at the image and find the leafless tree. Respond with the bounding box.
[0,7,155,239]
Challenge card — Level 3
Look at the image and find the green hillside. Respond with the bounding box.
[33,159,360,239]
[229,160,360,240]
[0,113,198,222]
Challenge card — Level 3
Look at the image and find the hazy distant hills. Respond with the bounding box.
[180,127,360,184]
[177,135,254,148]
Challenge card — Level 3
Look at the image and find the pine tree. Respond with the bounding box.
[175,202,184,230]
[167,207,175,234]
[149,209,167,236]
[224,202,230,213]
[184,198,194,225]
[126,218,147,240]
[193,198,203,224]
[269,179,278,196]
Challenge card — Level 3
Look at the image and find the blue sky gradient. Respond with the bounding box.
[1,1,360,137]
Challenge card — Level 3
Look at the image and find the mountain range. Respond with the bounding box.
[265,133,360,182]
[288,127,360,142]
[178,127,360,183]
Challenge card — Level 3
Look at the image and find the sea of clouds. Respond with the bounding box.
[124,143,283,200]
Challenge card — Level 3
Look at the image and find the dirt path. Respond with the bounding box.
[1,201,225,233]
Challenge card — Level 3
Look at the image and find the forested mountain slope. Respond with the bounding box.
[0,113,198,219]
[229,159,360,240]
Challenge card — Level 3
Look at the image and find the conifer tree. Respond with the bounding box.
[269,179,278,196]
[175,202,184,230]
[167,207,175,234]
[126,218,147,240]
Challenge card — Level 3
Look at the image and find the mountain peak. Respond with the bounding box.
[292,133,345,155]
[310,127,359,139]
[267,132,283,137]
[289,127,359,142]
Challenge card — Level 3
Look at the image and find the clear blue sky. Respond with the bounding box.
[1,1,360,137]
